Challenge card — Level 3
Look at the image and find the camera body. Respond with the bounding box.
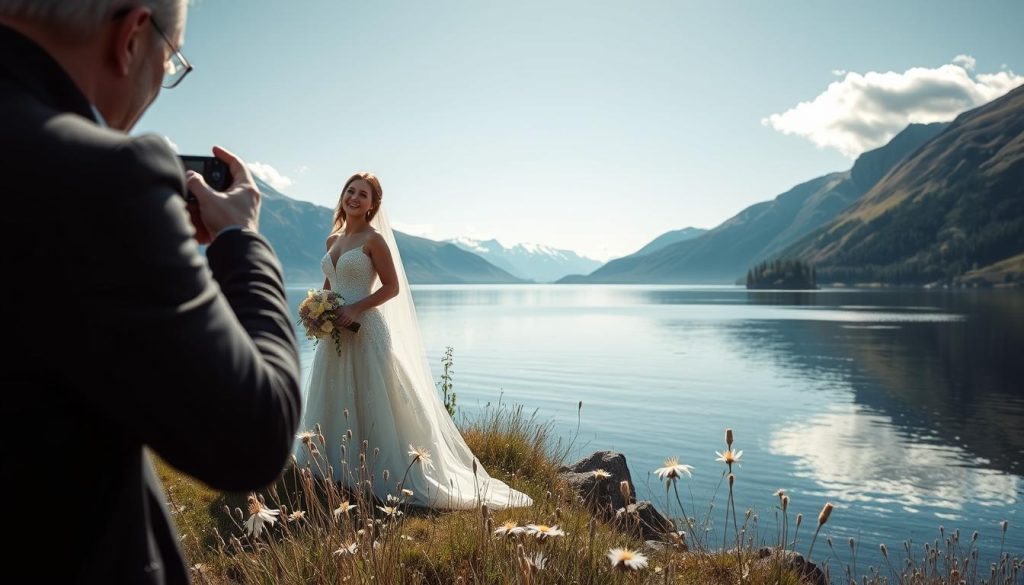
[179,155,232,201]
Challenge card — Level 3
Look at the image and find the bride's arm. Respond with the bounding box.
[323,233,339,291]
[334,233,398,326]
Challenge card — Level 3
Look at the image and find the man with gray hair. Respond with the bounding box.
[0,2,302,582]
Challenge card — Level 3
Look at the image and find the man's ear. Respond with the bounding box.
[109,7,153,77]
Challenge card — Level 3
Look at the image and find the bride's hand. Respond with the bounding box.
[335,306,362,328]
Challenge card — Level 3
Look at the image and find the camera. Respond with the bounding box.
[179,155,233,201]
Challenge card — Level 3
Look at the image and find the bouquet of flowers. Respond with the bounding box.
[298,289,360,355]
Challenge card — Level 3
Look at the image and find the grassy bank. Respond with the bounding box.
[158,403,1020,584]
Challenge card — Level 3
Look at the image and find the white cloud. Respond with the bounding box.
[831,69,847,77]
[248,162,294,190]
[952,54,976,71]
[763,57,1024,157]
[163,136,179,153]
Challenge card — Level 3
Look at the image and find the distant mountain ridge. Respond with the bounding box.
[255,179,523,284]
[625,227,707,258]
[783,84,1024,285]
[448,237,601,282]
[559,122,948,284]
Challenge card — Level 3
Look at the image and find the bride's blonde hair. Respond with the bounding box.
[331,172,383,234]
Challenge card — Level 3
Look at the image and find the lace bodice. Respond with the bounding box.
[322,248,377,303]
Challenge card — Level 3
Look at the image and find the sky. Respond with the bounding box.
[137,0,1024,261]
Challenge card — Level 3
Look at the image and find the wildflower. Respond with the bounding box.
[333,501,355,518]
[616,503,640,517]
[333,542,358,556]
[715,449,743,466]
[592,469,612,480]
[295,430,316,444]
[408,445,435,470]
[386,494,400,505]
[817,502,834,526]
[525,552,547,572]
[243,494,279,538]
[287,510,306,522]
[607,547,649,571]
[525,524,565,540]
[619,480,632,503]
[653,457,694,482]
[378,505,403,518]
[402,488,414,498]
[494,520,525,538]
[807,502,835,561]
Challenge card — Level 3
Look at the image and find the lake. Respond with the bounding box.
[287,284,1023,565]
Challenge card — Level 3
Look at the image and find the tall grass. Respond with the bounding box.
[158,404,1020,584]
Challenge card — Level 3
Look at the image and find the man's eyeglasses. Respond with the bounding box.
[150,18,193,89]
[112,8,193,89]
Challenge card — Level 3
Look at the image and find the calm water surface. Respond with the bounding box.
[287,284,1024,564]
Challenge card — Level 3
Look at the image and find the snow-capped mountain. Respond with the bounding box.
[448,237,603,283]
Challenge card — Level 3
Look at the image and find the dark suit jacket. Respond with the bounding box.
[0,25,302,584]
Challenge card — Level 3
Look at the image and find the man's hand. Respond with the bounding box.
[185,146,260,240]
[185,198,213,244]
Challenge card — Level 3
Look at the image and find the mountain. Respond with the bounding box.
[784,84,1024,286]
[447,237,601,282]
[625,227,707,258]
[395,233,526,284]
[559,122,947,284]
[255,179,524,284]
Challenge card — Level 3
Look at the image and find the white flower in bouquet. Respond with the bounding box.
[297,289,359,355]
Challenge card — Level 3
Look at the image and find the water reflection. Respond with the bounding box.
[769,404,1019,517]
[721,290,1024,476]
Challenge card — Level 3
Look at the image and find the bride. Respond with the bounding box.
[295,172,532,510]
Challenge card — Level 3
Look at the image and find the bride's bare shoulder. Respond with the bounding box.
[325,231,341,250]
[364,231,388,253]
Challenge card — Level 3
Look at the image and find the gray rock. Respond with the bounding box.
[557,451,674,541]
[753,547,827,585]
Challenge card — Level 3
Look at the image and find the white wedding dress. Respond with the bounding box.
[295,214,532,510]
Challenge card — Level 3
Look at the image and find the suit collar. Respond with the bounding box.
[0,23,98,123]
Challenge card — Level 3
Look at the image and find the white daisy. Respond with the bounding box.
[408,445,435,470]
[243,495,280,538]
[653,457,694,482]
[332,542,358,556]
[525,524,565,540]
[715,449,743,466]
[333,501,355,518]
[607,547,649,571]
[493,520,526,538]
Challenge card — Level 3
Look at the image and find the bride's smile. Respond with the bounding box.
[342,181,372,215]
